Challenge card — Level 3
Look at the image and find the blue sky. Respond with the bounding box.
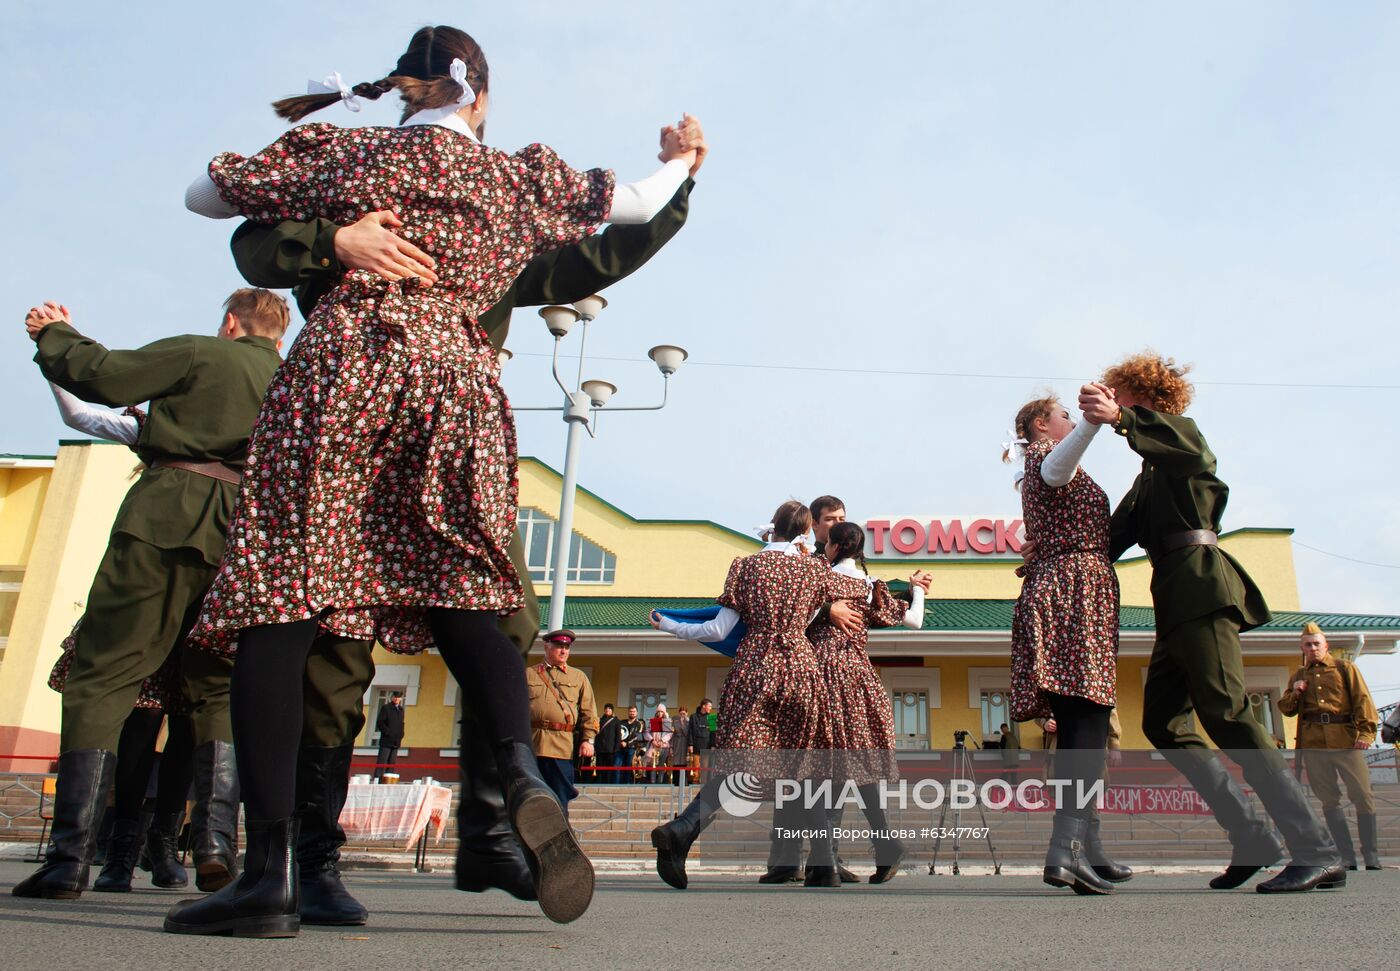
[5,3,1400,701]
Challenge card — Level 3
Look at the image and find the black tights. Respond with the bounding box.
[112,708,164,823]
[1046,692,1112,820]
[232,610,531,821]
[154,714,195,817]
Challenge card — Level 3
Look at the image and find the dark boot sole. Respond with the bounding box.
[300,914,368,926]
[164,914,301,938]
[152,879,190,890]
[868,867,900,885]
[1256,872,1347,893]
[1044,866,1113,895]
[515,790,594,923]
[11,886,82,900]
[91,884,133,893]
[650,828,689,890]
[196,862,235,893]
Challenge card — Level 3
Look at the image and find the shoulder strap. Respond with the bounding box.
[537,663,575,724]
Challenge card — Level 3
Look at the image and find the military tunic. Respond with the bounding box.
[230,182,694,745]
[1107,406,1281,761]
[1279,654,1378,812]
[35,322,281,752]
[526,661,599,810]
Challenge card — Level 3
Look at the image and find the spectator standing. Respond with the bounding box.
[670,707,692,786]
[374,693,406,781]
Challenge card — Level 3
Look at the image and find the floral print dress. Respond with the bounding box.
[190,122,613,655]
[713,550,844,759]
[49,620,186,714]
[807,572,910,784]
[1010,438,1120,721]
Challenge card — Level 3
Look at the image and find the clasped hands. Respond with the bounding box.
[333,115,708,290]
[24,301,71,342]
[829,569,932,635]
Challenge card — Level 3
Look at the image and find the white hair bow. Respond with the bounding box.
[1001,428,1028,458]
[754,523,775,539]
[449,58,476,106]
[307,72,361,112]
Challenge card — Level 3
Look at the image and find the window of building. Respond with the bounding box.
[516,508,616,583]
[631,688,668,720]
[890,690,930,751]
[980,690,1010,743]
[367,686,407,749]
[1248,690,1282,743]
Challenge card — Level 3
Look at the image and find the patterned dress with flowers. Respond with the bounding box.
[713,551,844,763]
[49,620,187,713]
[1009,438,1120,721]
[807,573,909,784]
[190,122,614,655]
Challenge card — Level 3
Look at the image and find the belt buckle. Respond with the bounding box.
[1319,713,1332,724]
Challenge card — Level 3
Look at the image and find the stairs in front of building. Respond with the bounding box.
[4,775,1399,866]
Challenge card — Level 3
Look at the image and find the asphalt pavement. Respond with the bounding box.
[0,862,1392,970]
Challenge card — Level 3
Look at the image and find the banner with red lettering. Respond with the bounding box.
[1010,782,1213,815]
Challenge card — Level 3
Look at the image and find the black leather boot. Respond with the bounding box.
[145,812,189,889]
[1165,753,1283,890]
[13,750,116,899]
[758,800,803,883]
[1322,806,1358,870]
[455,716,535,900]
[1043,814,1114,895]
[134,807,155,872]
[93,818,143,892]
[295,744,367,925]
[802,807,841,889]
[652,794,718,891]
[1251,769,1346,893]
[497,740,594,923]
[164,817,299,937]
[1085,813,1133,883]
[1357,813,1382,870]
[190,741,240,892]
[91,806,115,866]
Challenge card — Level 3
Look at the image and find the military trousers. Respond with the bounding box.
[1301,748,1376,813]
[300,529,541,748]
[1141,606,1287,780]
[62,534,232,752]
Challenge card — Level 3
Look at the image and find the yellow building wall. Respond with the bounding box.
[0,444,139,760]
[0,467,52,568]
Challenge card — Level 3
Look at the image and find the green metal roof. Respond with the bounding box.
[536,596,1400,634]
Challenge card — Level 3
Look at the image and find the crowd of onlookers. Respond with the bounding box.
[581,700,717,784]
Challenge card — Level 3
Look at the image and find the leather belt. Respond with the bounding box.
[150,459,242,486]
[1301,712,1352,725]
[1148,529,1217,564]
[532,719,573,732]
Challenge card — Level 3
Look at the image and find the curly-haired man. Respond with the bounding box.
[1079,351,1343,894]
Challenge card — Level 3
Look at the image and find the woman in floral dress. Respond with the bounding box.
[648,501,846,889]
[175,25,699,934]
[808,521,930,884]
[1008,395,1127,895]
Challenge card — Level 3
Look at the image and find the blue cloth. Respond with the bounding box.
[654,606,747,658]
[536,756,578,815]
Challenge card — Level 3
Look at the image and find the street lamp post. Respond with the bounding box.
[512,297,687,632]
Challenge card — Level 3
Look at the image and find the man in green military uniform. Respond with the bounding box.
[1278,622,1381,870]
[229,126,704,923]
[15,291,290,900]
[1080,352,1343,894]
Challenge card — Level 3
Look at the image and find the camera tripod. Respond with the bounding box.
[927,734,1001,875]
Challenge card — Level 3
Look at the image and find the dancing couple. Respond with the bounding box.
[163,24,705,935]
[1010,351,1344,895]
[649,498,930,889]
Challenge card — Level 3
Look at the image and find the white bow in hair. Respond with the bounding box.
[449,58,476,105]
[1001,428,1029,458]
[754,523,775,539]
[307,72,361,111]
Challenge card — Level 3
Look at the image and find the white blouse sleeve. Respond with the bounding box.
[902,585,926,630]
[656,606,741,642]
[49,382,140,444]
[185,173,239,219]
[605,159,690,224]
[1039,420,1103,489]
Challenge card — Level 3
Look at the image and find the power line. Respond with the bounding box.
[1293,541,1400,570]
[512,352,1400,391]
